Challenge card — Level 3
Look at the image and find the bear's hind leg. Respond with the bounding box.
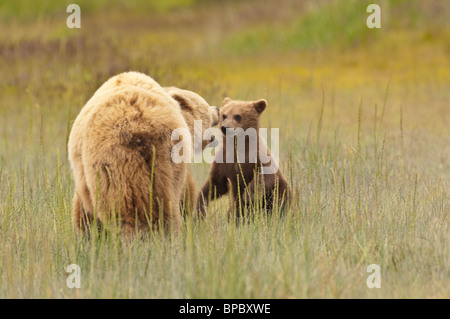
[197,175,229,218]
[73,190,102,237]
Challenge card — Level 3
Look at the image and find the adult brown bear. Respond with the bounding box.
[68,72,218,238]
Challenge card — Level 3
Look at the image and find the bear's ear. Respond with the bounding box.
[253,99,267,114]
[223,97,232,105]
[173,94,192,110]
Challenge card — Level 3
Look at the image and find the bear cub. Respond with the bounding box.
[197,98,291,218]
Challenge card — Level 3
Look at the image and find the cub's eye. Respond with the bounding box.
[222,114,227,119]
[233,114,242,122]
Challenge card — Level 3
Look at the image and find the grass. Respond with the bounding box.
[0,0,448,298]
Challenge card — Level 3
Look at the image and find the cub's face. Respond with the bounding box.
[219,98,267,135]
[164,87,219,151]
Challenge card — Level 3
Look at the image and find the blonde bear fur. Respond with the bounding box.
[68,72,218,237]
[163,86,219,213]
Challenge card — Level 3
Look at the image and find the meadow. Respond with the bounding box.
[0,0,448,298]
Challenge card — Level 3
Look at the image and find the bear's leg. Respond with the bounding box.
[228,174,259,222]
[120,222,138,241]
[258,174,277,213]
[116,167,182,240]
[197,175,229,218]
[71,154,103,236]
[238,174,279,217]
[72,191,85,231]
[148,191,181,235]
[252,173,290,214]
[73,190,102,236]
[181,170,196,216]
[157,163,183,233]
[274,172,291,213]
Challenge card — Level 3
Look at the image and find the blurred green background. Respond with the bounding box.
[1,0,448,174]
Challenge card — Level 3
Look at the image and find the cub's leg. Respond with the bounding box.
[197,174,229,218]
[248,173,291,214]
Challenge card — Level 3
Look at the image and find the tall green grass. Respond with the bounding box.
[0,103,447,298]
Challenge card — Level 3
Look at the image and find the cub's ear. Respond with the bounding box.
[223,97,232,105]
[253,99,267,114]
